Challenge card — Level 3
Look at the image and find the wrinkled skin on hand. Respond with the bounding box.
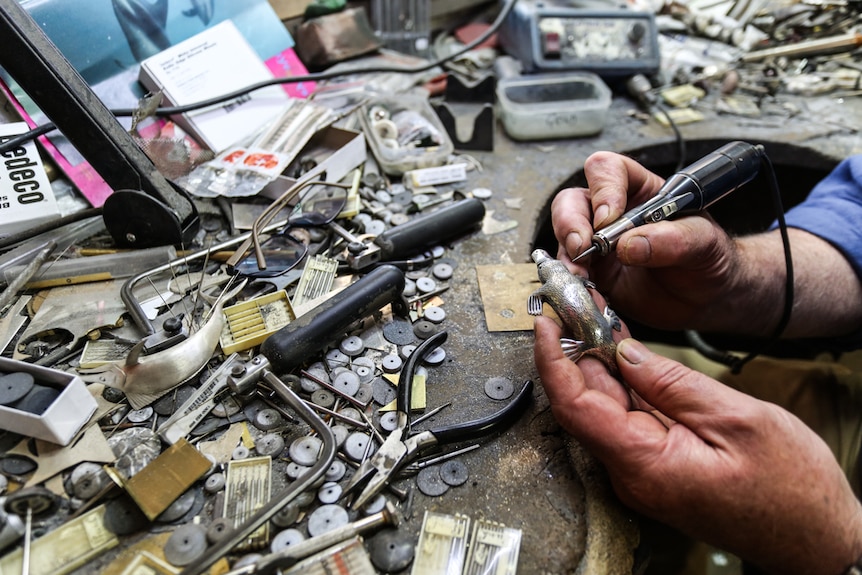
[534,315,862,575]
[551,152,742,332]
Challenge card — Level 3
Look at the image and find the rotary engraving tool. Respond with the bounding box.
[572,141,765,262]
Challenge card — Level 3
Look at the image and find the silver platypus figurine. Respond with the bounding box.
[528,248,621,374]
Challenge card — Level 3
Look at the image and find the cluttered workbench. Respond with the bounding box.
[1,0,862,573]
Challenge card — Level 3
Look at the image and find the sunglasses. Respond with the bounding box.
[230,182,349,279]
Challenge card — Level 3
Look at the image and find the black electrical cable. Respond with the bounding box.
[685,152,794,373]
[0,0,518,154]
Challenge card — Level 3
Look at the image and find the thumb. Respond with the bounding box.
[616,338,750,433]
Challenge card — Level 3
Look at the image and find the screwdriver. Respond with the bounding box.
[572,141,766,262]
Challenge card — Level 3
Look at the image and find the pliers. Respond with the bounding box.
[343,330,534,509]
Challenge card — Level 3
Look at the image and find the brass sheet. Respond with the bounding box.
[122,439,212,520]
[475,264,558,332]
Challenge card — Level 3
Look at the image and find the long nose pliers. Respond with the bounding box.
[343,330,534,509]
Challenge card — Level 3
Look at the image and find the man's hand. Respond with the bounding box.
[551,151,745,332]
[534,315,862,575]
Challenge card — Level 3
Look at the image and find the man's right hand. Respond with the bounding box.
[552,151,748,332]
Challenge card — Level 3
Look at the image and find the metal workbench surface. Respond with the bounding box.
[3,91,860,575]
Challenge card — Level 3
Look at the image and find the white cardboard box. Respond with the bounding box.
[0,122,60,238]
[0,357,97,446]
[138,19,291,153]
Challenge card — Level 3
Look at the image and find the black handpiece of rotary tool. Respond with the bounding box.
[574,141,765,261]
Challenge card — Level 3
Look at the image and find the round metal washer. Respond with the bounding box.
[416,276,437,293]
[270,502,300,528]
[342,432,372,462]
[14,385,59,414]
[156,488,197,523]
[126,406,154,424]
[300,368,327,393]
[204,472,226,493]
[372,377,397,406]
[256,434,285,458]
[382,319,415,346]
[4,486,57,517]
[164,523,208,567]
[307,504,349,537]
[285,461,310,480]
[368,528,415,572]
[103,496,149,535]
[206,518,233,544]
[471,187,493,199]
[381,354,402,374]
[378,411,399,432]
[330,424,349,447]
[416,465,450,497]
[325,348,350,369]
[317,481,343,504]
[270,528,305,553]
[71,464,105,500]
[211,395,242,418]
[389,212,410,226]
[484,377,515,400]
[355,383,373,405]
[423,306,446,324]
[289,436,322,466]
[413,319,437,340]
[322,460,345,484]
[399,345,417,360]
[431,262,454,281]
[440,460,469,486]
[231,445,250,460]
[332,370,360,397]
[402,278,417,297]
[339,336,365,357]
[423,347,446,366]
[338,407,362,422]
[364,219,386,236]
[1,455,36,477]
[360,493,387,515]
[254,408,283,431]
[310,389,335,408]
[351,357,375,384]
[0,372,34,405]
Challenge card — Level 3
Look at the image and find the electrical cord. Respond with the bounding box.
[0,0,518,155]
[684,152,794,373]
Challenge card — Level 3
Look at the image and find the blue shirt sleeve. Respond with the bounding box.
[776,154,862,347]
[781,154,862,279]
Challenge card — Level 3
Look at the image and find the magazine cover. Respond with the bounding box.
[0,0,315,207]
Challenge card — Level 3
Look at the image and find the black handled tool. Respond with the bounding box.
[261,264,406,372]
[374,197,486,261]
[343,330,534,509]
[573,141,765,261]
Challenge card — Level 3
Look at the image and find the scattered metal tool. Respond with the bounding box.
[4,486,58,575]
[343,331,534,509]
[79,281,245,409]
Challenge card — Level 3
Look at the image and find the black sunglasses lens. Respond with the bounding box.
[233,234,308,278]
[290,185,348,227]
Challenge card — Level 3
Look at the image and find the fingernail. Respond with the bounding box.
[567,232,583,255]
[618,339,647,364]
[594,205,610,227]
[621,235,651,265]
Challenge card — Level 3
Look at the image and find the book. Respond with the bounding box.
[138,19,291,153]
[0,0,315,207]
[0,122,60,238]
